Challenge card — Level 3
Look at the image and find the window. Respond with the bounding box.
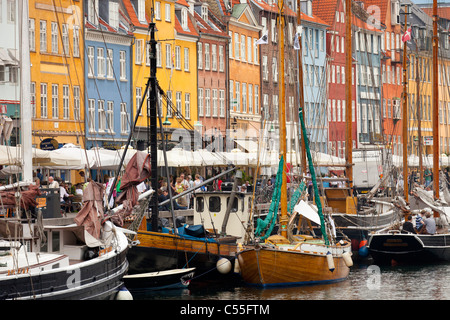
[272,57,277,82]
[165,43,172,69]
[31,82,36,117]
[185,93,190,119]
[74,86,80,120]
[212,89,218,116]
[155,2,161,20]
[120,103,128,134]
[7,0,15,23]
[73,26,80,57]
[175,46,181,69]
[176,91,182,117]
[88,0,99,25]
[88,46,94,77]
[235,82,240,112]
[52,84,58,119]
[120,50,126,80]
[242,84,247,113]
[136,39,143,65]
[97,47,105,77]
[40,20,47,53]
[29,19,35,51]
[198,43,203,69]
[254,85,259,114]
[107,101,114,132]
[248,84,253,113]
[219,90,225,117]
[167,91,172,117]
[204,43,210,70]
[209,196,221,212]
[205,89,211,116]
[247,37,252,63]
[109,2,119,29]
[271,19,276,43]
[211,44,217,71]
[241,35,246,61]
[262,55,268,81]
[165,4,171,22]
[98,100,106,131]
[107,48,113,79]
[229,31,233,59]
[136,87,142,116]
[181,8,188,30]
[184,48,189,71]
[51,22,58,54]
[201,4,208,21]
[138,0,145,21]
[156,43,162,67]
[62,24,69,55]
[234,33,239,59]
[88,99,95,132]
[229,80,234,110]
[198,88,204,116]
[219,46,224,72]
[63,85,69,119]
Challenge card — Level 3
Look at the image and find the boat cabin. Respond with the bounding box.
[193,191,253,243]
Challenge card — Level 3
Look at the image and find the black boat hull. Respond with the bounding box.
[123,267,195,290]
[0,249,129,300]
[368,233,450,264]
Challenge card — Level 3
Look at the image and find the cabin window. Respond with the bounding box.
[226,197,238,212]
[52,231,60,252]
[209,196,221,212]
[196,197,204,212]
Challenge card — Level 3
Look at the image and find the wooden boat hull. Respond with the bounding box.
[123,267,195,290]
[127,230,240,283]
[237,246,350,287]
[368,232,450,264]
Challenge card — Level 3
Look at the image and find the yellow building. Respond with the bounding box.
[30,0,85,149]
[127,0,198,149]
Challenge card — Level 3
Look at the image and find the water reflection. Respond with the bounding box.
[132,263,450,300]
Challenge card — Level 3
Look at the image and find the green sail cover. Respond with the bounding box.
[255,156,284,240]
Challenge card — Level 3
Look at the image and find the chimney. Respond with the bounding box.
[188,0,195,15]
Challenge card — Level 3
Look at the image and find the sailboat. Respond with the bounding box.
[367,0,450,265]
[236,0,352,287]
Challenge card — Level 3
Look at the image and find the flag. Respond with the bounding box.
[402,27,411,42]
[256,31,268,45]
[294,33,300,50]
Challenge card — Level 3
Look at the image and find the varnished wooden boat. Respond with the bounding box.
[237,237,352,286]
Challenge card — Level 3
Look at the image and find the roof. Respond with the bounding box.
[422,5,450,21]
[249,0,296,17]
[193,9,228,38]
[175,11,200,37]
[312,0,339,27]
[123,0,150,28]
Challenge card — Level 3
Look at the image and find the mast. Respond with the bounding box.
[416,49,423,185]
[278,1,288,238]
[432,0,439,199]
[19,0,32,182]
[345,0,353,193]
[402,4,408,201]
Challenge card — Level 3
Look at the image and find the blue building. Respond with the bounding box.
[301,8,329,154]
[84,0,133,150]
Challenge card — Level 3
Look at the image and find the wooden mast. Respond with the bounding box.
[402,4,408,201]
[278,1,288,238]
[416,48,423,185]
[432,0,439,199]
[345,0,352,192]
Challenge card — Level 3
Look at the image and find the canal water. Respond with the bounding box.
[130,262,450,301]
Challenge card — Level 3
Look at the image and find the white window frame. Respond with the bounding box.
[63,85,69,119]
[51,84,58,119]
[107,48,114,79]
[29,19,35,52]
[97,47,105,77]
[185,93,190,119]
[51,22,58,54]
[40,20,47,53]
[120,50,126,80]
[98,99,106,132]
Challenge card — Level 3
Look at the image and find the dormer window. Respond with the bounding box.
[201,4,208,22]
[138,0,145,22]
[109,2,119,29]
[182,8,188,30]
[88,0,99,25]
[391,0,400,25]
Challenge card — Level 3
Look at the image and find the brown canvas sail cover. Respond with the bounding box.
[0,184,41,210]
[107,151,151,227]
[74,181,105,239]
